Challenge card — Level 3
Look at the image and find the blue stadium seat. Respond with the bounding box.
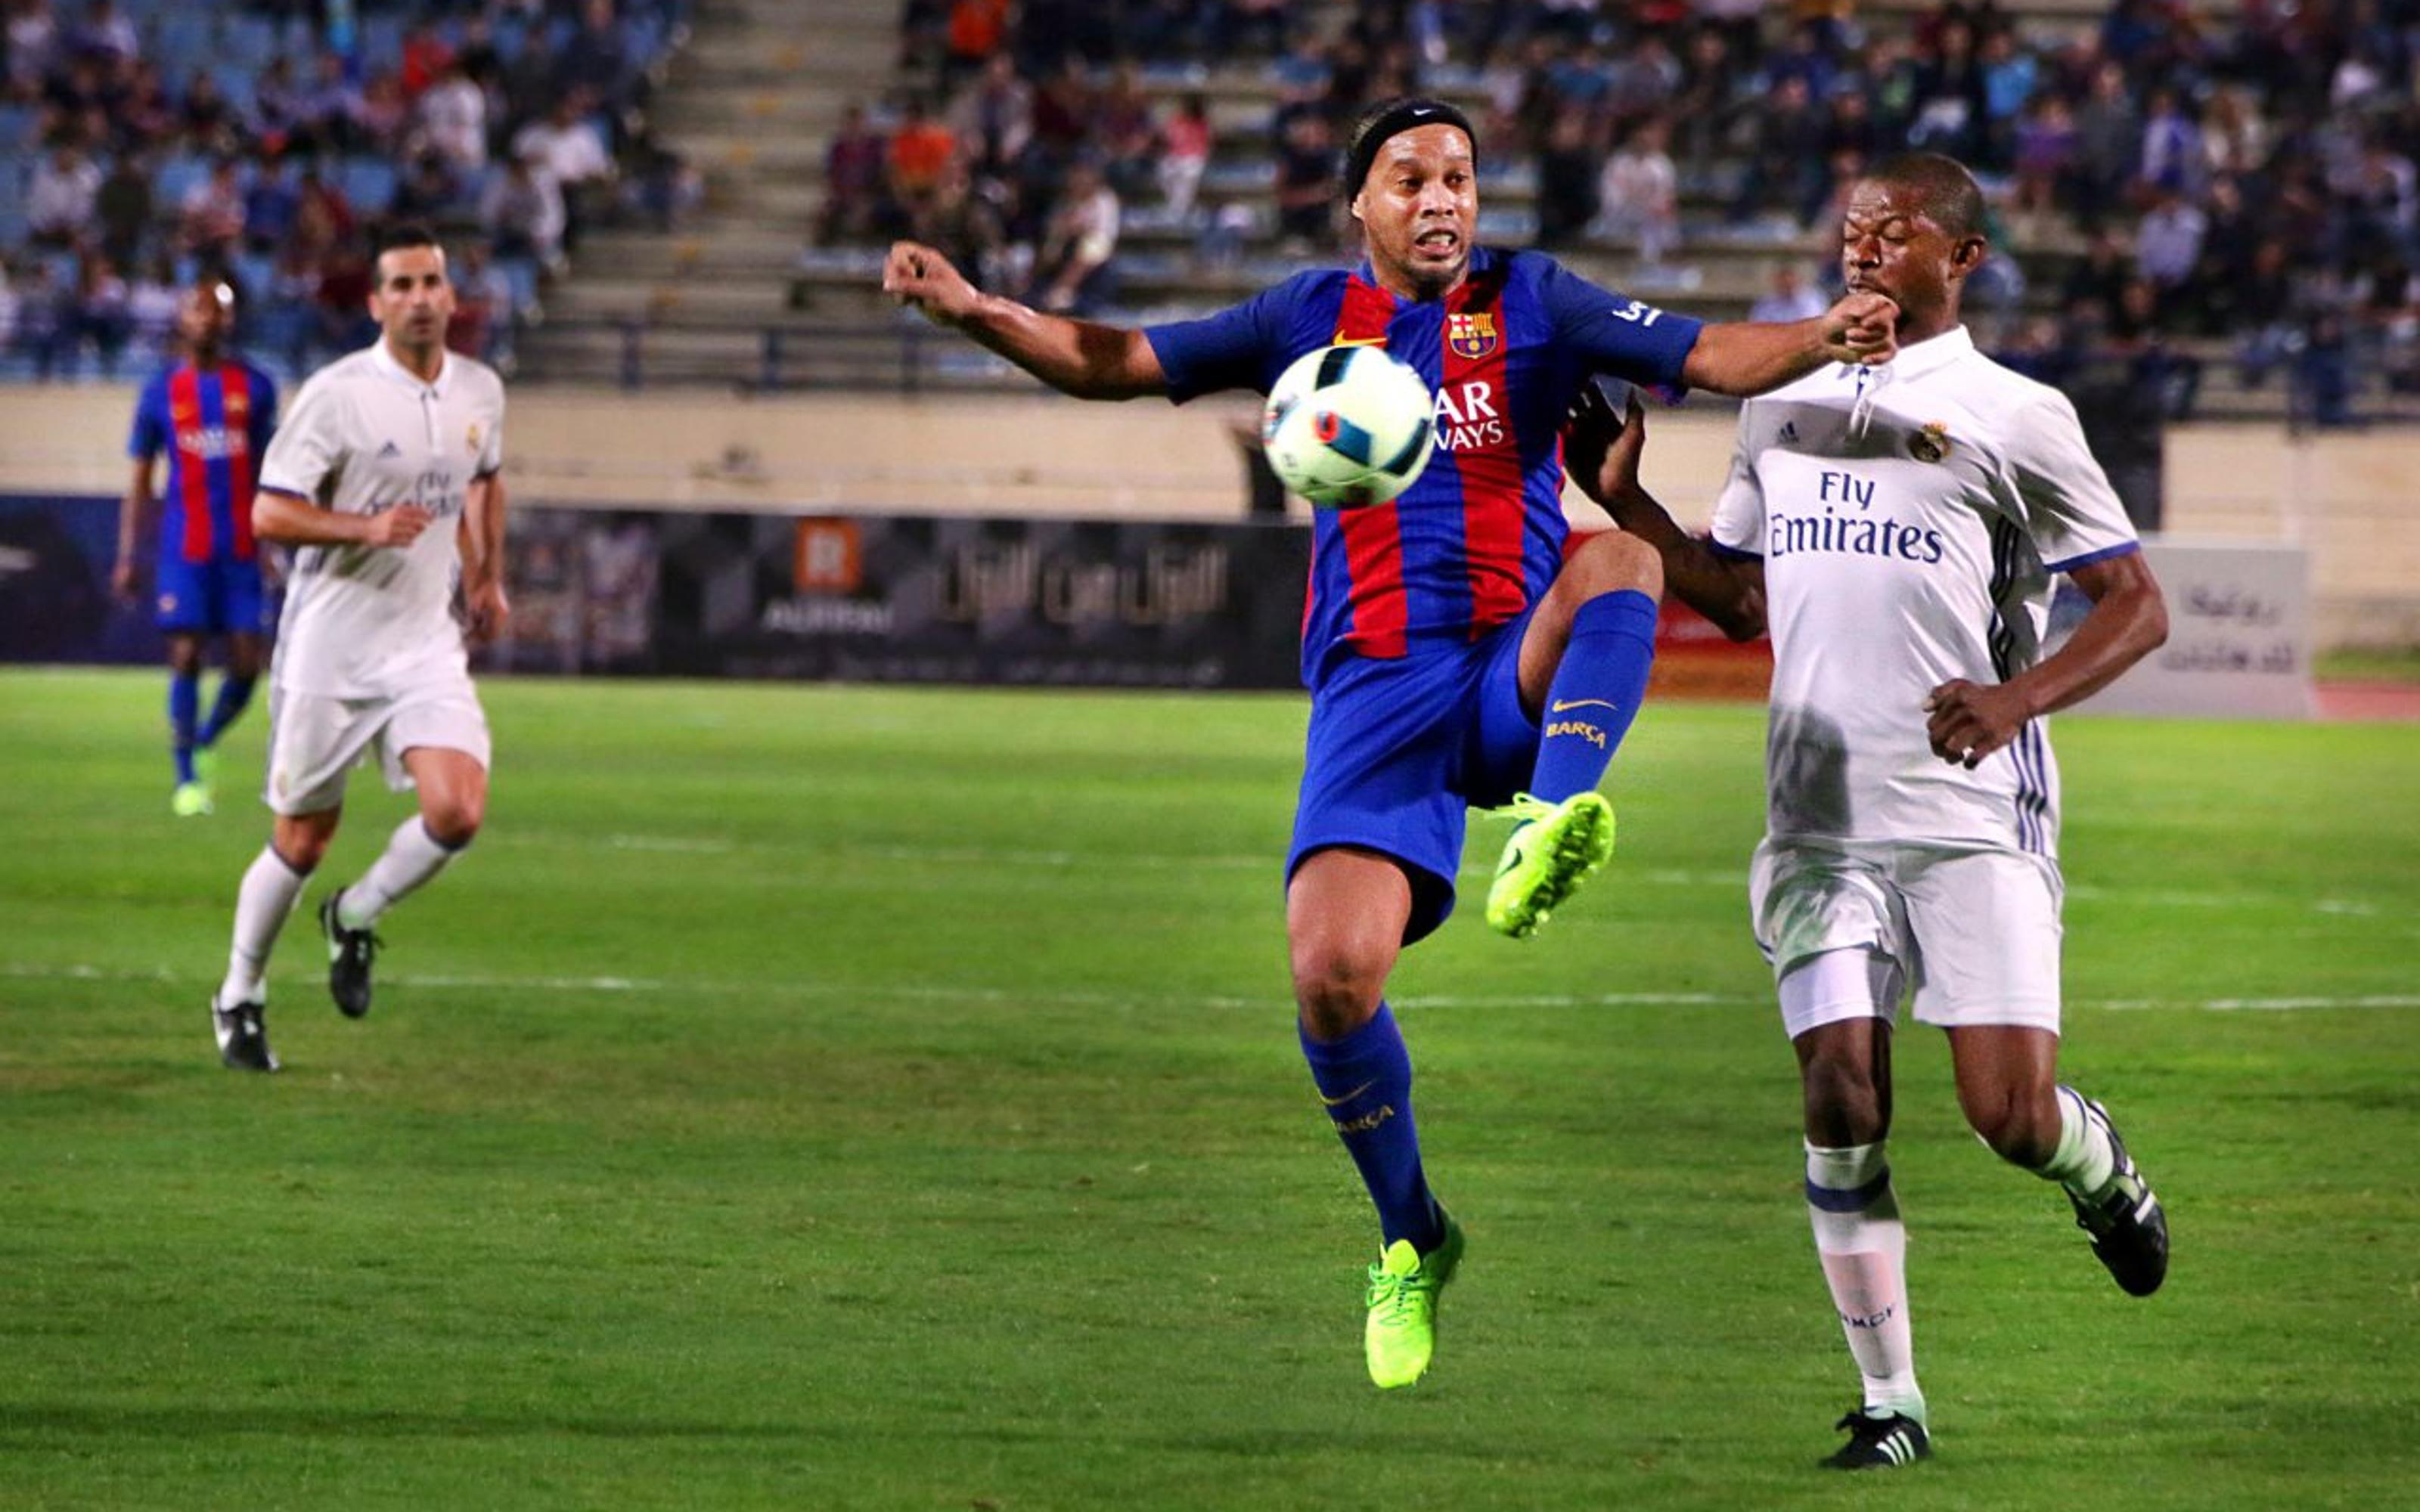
[492,14,527,64]
[358,13,406,73]
[496,256,541,318]
[213,64,261,116]
[154,153,209,209]
[0,104,36,153]
[234,250,276,299]
[225,14,280,70]
[339,157,399,215]
[1475,206,1536,242]
[156,11,211,63]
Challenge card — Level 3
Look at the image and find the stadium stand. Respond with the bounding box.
[0,0,694,384]
[5,2,2418,428]
[555,0,2420,426]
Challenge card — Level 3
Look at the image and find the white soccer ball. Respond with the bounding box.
[1261,345,1436,509]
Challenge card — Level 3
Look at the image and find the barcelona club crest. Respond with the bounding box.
[1445,311,1497,360]
[1909,421,1953,463]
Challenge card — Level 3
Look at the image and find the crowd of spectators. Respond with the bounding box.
[0,0,696,382]
[832,0,2420,423]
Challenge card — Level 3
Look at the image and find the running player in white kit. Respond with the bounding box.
[1569,154,2171,1470]
[207,224,510,1071]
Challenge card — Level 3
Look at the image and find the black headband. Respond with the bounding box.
[1343,98,1477,198]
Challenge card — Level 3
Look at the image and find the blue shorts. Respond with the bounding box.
[1289,614,1540,945]
[155,555,266,637]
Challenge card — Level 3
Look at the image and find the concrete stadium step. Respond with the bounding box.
[547,274,796,322]
[682,28,895,78]
[654,90,855,134]
[659,129,826,175]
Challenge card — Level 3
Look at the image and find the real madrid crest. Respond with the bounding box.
[1445,311,1498,360]
[467,422,482,455]
[1909,421,1952,463]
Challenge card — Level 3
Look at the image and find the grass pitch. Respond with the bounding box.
[2,668,2415,1510]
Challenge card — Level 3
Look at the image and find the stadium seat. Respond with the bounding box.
[225,15,280,70]
[339,157,400,215]
[153,155,209,209]
[497,256,542,318]
[358,13,407,73]
[213,64,261,117]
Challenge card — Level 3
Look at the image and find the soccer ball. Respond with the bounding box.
[1261,345,1436,509]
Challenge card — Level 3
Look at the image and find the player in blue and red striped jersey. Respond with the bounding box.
[113,281,280,816]
[883,98,1898,1389]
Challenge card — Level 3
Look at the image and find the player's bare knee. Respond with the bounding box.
[424,798,484,849]
[1964,1086,2060,1167]
[1562,529,1663,603]
[1291,945,1385,1040]
[1801,1056,1887,1145]
[166,638,203,676]
[272,818,336,875]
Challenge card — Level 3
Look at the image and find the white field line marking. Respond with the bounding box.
[516,835,2394,919]
[6,964,2418,1015]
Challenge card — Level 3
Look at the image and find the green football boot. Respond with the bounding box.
[172,780,213,817]
[1484,791,1616,938]
[1364,1214,1466,1390]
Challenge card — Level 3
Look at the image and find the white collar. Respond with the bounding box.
[1856,323,1973,384]
[371,337,451,397]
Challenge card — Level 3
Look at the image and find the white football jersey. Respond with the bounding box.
[1710,326,2138,857]
[258,341,507,698]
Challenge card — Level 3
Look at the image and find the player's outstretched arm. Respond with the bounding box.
[1679,293,1899,396]
[253,488,433,549]
[881,240,1167,401]
[1565,383,1766,640]
[1925,550,2167,768]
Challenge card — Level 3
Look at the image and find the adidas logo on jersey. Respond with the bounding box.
[377,440,403,459]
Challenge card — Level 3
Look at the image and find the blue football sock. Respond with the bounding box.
[1299,1002,1443,1252]
[169,671,200,785]
[200,674,256,746]
[1531,588,1658,802]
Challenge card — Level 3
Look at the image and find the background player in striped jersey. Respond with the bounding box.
[882,98,1897,1389]
[1568,153,2170,1469]
[207,225,510,1073]
[114,282,279,816]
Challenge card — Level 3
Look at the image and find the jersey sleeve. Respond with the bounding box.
[126,376,164,460]
[1143,277,1302,403]
[1708,404,1766,559]
[248,367,280,456]
[476,381,505,476]
[2005,389,2139,572]
[1536,256,1702,389]
[258,373,343,500]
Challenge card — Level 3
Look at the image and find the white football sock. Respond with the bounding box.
[222,846,307,1004]
[1807,1140,1925,1424]
[339,817,463,929]
[2034,1084,2119,1197]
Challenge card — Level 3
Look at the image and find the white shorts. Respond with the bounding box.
[1750,838,2065,1038]
[263,677,492,816]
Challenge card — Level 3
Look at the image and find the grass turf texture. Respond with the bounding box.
[2,668,2416,1510]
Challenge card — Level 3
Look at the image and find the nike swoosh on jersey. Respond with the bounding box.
[1319,1080,1376,1108]
[1550,699,1621,714]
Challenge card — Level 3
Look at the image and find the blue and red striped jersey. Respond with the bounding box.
[128,358,279,565]
[1146,246,1700,686]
